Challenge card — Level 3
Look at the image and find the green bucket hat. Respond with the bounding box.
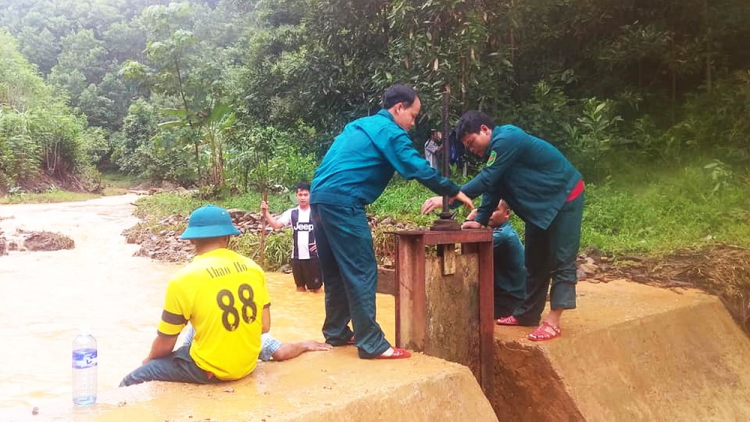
[180,204,241,240]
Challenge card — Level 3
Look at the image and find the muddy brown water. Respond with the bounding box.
[0,195,395,410]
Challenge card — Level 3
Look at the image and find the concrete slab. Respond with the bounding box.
[1,348,497,422]
[490,279,750,421]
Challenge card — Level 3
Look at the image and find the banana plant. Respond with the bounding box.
[159,101,236,187]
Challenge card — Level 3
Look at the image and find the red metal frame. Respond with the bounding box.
[390,229,494,394]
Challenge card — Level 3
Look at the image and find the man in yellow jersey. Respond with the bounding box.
[120,204,271,386]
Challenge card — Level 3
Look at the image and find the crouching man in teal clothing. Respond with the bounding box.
[486,200,526,319]
[423,111,584,341]
[311,84,473,359]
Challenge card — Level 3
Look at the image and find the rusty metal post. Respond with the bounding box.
[441,83,452,213]
[394,235,426,349]
[431,84,460,232]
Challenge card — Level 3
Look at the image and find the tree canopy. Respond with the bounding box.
[0,0,748,192]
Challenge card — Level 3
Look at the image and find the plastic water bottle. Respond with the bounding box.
[72,327,97,406]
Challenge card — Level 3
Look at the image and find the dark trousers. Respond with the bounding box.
[291,257,323,290]
[119,346,220,387]
[311,203,390,358]
[495,287,525,319]
[514,193,584,326]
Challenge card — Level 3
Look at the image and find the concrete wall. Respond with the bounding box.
[2,350,498,422]
[488,281,750,422]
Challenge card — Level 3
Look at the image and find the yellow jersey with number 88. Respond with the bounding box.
[158,248,269,380]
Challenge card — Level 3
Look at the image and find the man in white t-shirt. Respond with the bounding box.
[261,182,322,292]
[424,129,442,169]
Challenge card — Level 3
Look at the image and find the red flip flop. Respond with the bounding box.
[374,348,411,359]
[496,315,521,326]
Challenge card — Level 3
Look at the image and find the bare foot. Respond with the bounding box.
[527,322,561,341]
[296,286,307,292]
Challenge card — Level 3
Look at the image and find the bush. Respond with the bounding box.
[231,231,292,270]
[509,80,578,145]
[225,125,319,194]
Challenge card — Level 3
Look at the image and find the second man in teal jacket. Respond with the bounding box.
[423,111,584,341]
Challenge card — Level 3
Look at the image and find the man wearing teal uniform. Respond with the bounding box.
[311,84,473,359]
[423,111,584,341]
[487,201,526,319]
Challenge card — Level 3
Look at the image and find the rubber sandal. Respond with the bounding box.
[527,322,562,341]
[373,348,411,359]
[496,315,521,326]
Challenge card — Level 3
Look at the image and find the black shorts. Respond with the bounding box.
[291,257,322,290]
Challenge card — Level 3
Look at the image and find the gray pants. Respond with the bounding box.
[119,329,281,387]
[119,345,217,387]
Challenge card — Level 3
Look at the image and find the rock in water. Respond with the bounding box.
[18,230,75,251]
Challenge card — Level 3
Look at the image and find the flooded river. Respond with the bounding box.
[0,195,394,410]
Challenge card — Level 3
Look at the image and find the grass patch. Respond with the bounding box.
[132,191,299,219]
[100,171,144,189]
[133,155,749,259]
[580,159,749,255]
[231,231,293,270]
[366,157,749,257]
[223,191,297,215]
[132,192,296,270]
[133,193,203,218]
[101,186,130,196]
[368,177,475,226]
[368,181,435,226]
[0,190,100,204]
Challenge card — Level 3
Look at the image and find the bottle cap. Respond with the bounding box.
[79,325,91,336]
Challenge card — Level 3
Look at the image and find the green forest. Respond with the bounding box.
[1,0,749,255]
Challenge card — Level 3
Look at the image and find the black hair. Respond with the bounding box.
[383,84,419,109]
[498,199,512,213]
[295,181,311,191]
[448,128,457,145]
[455,111,495,141]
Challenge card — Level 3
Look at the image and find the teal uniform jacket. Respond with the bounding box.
[310,108,460,357]
[493,221,526,295]
[492,220,526,317]
[311,109,460,206]
[461,125,581,229]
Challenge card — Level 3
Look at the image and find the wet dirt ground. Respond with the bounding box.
[0,195,395,411]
